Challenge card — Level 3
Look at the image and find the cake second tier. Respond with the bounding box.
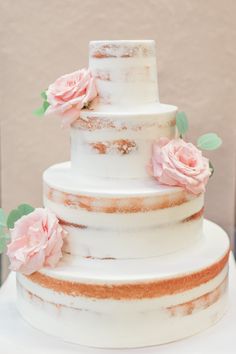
[71,104,177,180]
[43,162,204,259]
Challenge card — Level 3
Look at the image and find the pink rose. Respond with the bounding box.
[150,138,211,195]
[7,208,66,275]
[45,68,97,128]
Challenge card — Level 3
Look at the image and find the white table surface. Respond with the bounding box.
[0,254,235,354]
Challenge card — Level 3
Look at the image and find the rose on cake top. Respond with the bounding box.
[149,112,222,195]
[34,68,98,128]
[0,205,66,275]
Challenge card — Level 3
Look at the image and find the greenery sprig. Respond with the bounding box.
[175,112,222,176]
[197,133,222,151]
[176,112,189,138]
[0,204,35,254]
[34,91,50,116]
[7,204,35,229]
[0,209,9,253]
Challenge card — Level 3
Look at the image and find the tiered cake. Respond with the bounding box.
[16,40,230,348]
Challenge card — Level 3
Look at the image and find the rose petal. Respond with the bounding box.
[7,208,65,275]
[45,68,98,126]
[149,138,211,195]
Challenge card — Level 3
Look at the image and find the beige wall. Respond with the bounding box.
[1,0,236,278]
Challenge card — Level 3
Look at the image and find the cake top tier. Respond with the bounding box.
[89,40,156,58]
[89,40,159,107]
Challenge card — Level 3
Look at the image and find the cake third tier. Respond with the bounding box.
[43,162,204,259]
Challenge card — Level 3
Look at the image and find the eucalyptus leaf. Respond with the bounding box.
[0,225,5,236]
[33,106,45,116]
[197,133,222,151]
[41,91,47,100]
[176,112,189,138]
[7,209,22,229]
[18,204,35,216]
[0,234,10,254]
[42,100,50,112]
[0,208,6,227]
[7,204,35,229]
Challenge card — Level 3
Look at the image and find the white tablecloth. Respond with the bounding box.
[0,254,236,354]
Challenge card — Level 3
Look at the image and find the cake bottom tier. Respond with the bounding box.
[16,220,230,348]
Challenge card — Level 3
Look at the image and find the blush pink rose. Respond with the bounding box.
[150,138,211,195]
[45,68,97,128]
[7,208,66,275]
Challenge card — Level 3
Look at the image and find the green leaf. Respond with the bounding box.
[0,208,6,227]
[17,204,35,216]
[7,209,22,229]
[209,161,214,177]
[33,100,50,116]
[197,133,222,151]
[33,106,45,116]
[176,112,189,138]
[41,91,47,100]
[42,100,50,112]
[0,234,10,254]
[0,225,6,236]
[7,204,35,229]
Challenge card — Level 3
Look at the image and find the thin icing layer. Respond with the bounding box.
[43,162,204,259]
[71,107,177,179]
[89,40,159,105]
[23,220,230,284]
[16,221,230,348]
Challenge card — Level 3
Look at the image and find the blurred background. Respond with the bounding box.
[1,0,236,283]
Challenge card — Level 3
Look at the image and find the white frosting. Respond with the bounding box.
[44,195,202,230]
[44,161,182,196]
[89,40,156,57]
[16,221,229,348]
[43,162,204,259]
[89,40,159,105]
[91,58,158,105]
[71,107,177,179]
[17,286,228,348]
[33,220,230,283]
[62,218,203,259]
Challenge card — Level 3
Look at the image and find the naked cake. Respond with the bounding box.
[2,40,229,348]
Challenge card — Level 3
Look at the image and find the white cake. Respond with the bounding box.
[16,40,230,348]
